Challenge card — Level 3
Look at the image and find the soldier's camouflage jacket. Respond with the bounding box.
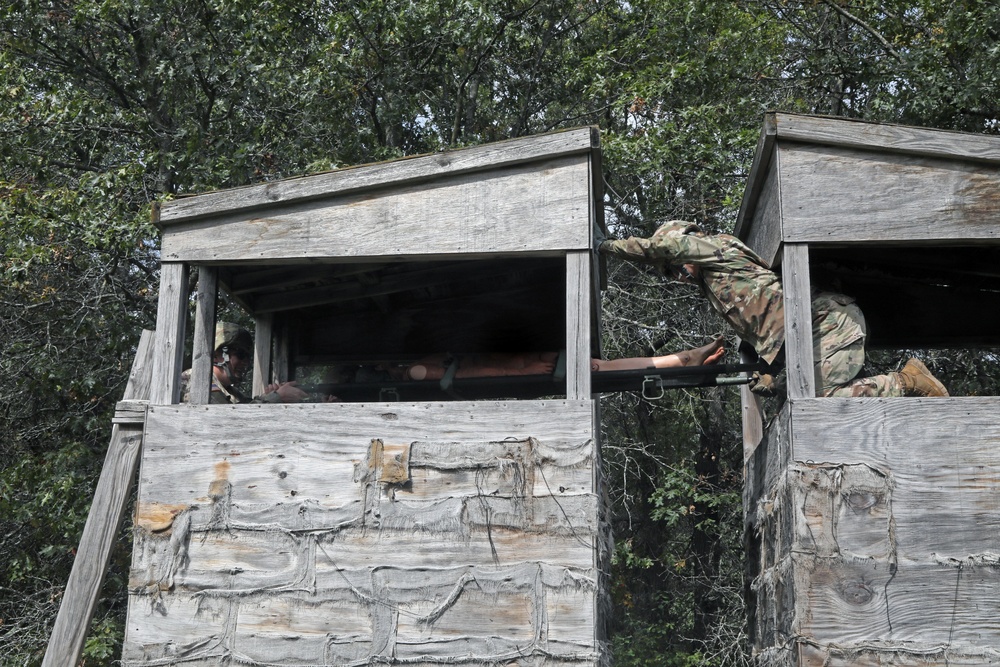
[599,221,864,367]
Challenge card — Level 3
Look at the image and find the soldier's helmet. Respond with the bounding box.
[215,321,253,356]
[651,221,703,277]
[652,220,702,239]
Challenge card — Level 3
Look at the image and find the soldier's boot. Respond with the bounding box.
[896,358,949,397]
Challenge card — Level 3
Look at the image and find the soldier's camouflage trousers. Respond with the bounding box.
[817,339,905,398]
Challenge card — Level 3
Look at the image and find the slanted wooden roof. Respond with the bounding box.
[153,128,605,366]
[736,113,1000,348]
[154,127,602,262]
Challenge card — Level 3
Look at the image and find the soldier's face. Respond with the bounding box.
[213,349,251,386]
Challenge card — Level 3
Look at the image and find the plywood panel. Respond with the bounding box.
[771,112,1000,165]
[781,244,814,398]
[161,155,592,263]
[158,128,597,224]
[743,149,783,267]
[748,398,1000,664]
[125,400,602,666]
[779,145,1000,244]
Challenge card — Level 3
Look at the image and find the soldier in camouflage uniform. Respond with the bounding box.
[599,221,948,397]
[180,322,310,404]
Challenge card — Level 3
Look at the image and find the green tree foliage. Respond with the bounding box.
[1,0,998,664]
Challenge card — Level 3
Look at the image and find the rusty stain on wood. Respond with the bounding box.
[135,502,189,533]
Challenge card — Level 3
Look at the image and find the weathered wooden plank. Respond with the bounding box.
[189,266,218,405]
[252,313,272,397]
[748,398,1000,664]
[792,556,1000,651]
[158,128,598,225]
[131,529,595,581]
[136,410,594,508]
[126,563,598,664]
[126,399,602,665]
[144,401,595,446]
[772,112,1000,165]
[42,330,154,667]
[742,148,783,268]
[735,112,778,244]
[161,155,592,263]
[149,262,188,404]
[790,398,1000,556]
[799,643,1000,667]
[739,338,765,463]
[566,250,593,399]
[779,144,1000,244]
[781,244,814,398]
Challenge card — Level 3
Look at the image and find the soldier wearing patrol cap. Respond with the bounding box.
[600,221,948,398]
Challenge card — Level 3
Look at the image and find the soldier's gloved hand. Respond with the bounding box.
[749,372,778,397]
[593,224,607,250]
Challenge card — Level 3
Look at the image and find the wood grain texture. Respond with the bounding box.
[252,313,273,398]
[734,113,777,242]
[43,331,154,667]
[739,339,765,462]
[189,266,217,405]
[772,112,1000,165]
[743,150,783,268]
[780,244,814,398]
[161,155,592,263]
[747,397,1000,665]
[158,128,598,225]
[778,144,1000,244]
[149,262,188,404]
[566,250,593,399]
[124,401,605,666]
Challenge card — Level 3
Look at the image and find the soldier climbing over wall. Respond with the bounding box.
[599,221,949,397]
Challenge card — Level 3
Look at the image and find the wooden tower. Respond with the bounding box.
[90,129,607,666]
[738,113,1000,666]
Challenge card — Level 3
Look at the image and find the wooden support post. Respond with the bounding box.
[253,314,274,398]
[781,243,814,399]
[189,266,218,405]
[273,317,290,384]
[149,262,189,404]
[566,250,592,399]
[739,338,765,463]
[42,330,156,667]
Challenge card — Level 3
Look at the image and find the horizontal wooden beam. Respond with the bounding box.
[771,112,1000,165]
[160,155,592,263]
[157,128,599,225]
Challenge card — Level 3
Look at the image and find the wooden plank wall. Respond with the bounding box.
[160,155,592,264]
[741,150,783,269]
[746,398,1000,666]
[123,401,605,667]
[778,144,1000,244]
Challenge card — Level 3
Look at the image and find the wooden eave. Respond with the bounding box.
[734,112,1000,241]
[153,126,602,228]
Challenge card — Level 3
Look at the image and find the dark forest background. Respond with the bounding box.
[3,1,999,663]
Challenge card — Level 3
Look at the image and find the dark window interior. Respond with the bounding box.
[809,244,1000,348]
[220,255,571,401]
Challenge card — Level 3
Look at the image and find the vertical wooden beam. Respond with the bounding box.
[566,250,592,399]
[149,262,189,404]
[189,266,218,405]
[253,314,274,397]
[781,243,814,398]
[739,339,765,463]
[273,316,290,383]
[42,330,156,667]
